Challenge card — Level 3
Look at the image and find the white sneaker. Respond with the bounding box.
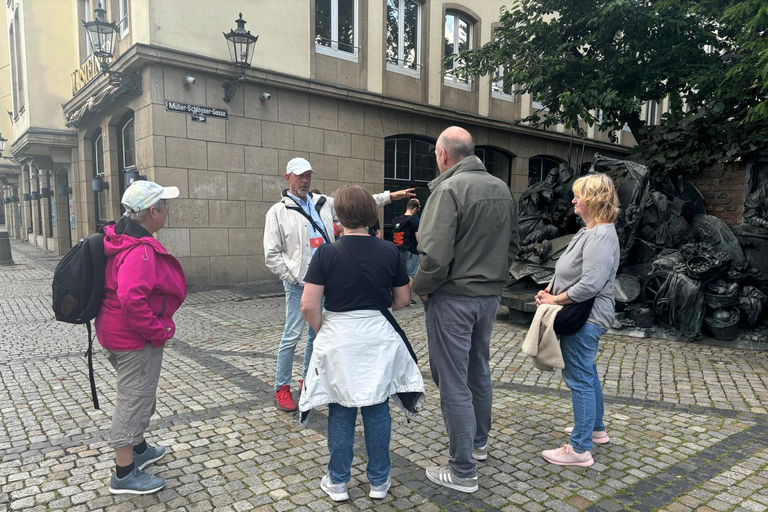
[369,477,391,499]
[320,475,349,501]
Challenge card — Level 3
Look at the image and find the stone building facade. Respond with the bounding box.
[2,0,645,286]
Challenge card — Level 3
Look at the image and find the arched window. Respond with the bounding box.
[117,112,135,200]
[92,131,107,228]
[475,146,513,186]
[383,135,437,236]
[444,11,473,88]
[386,0,421,75]
[528,155,563,186]
[8,25,18,112]
[13,10,25,112]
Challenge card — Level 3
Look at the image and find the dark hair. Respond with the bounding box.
[407,199,420,210]
[334,184,379,229]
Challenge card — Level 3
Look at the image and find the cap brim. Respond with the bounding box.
[160,186,180,200]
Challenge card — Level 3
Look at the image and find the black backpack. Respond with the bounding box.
[52,224,112,409]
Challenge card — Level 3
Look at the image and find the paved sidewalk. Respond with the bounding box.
[1,238,768,512]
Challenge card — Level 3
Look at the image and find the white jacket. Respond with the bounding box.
[299,309,425,426]
[263,190,393,285]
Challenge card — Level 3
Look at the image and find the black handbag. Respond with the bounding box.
[553,295,596,336]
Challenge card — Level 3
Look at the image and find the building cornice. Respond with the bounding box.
[64,43,629,154]
[10,128,78,157]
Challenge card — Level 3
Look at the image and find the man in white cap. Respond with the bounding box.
[264,157,414,412]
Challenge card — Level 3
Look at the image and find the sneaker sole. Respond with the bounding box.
[542,454,594,467]
[369,485,391,499]
[472,452,488,461]
[136,450,166,471]
[321,483,349,501]
[425,471,478,493]
[109,482,165,495]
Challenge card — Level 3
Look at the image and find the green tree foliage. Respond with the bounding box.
[453,0,768,175]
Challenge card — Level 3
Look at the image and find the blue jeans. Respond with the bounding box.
[327,401,391,486]
[560,322,607,452]
[275,280,317,389]
[399,250,418,278]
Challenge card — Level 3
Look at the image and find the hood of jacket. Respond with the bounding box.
[103,222,168,257]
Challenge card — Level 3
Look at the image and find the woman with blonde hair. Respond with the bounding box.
[534,173,620,467]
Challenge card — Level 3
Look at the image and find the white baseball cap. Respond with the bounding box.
[286,157,317,175]
[121,181,179,213]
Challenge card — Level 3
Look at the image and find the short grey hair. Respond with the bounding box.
[438,132,475,161]
[124,199,165,221]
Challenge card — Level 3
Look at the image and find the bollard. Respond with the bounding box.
[0,231,14,266]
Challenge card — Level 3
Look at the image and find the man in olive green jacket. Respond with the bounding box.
[415,126,519,494]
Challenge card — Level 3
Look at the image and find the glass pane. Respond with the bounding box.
[315,0,331,47]
[483,149,511,184]
[458,18,469,53]
[122,118,135,169]
[386,0,398,64]
[528,157,543,186]
[384,139,396,179]
[412,140,437,182]
[402,0,418,69]
[444,14,455,74]
[337,0,355,54]
[94,135,104,177]
[395,139,411,180]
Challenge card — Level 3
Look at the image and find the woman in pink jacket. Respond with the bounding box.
[95,181,186,495]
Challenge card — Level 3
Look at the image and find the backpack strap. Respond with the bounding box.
[84,321,100,410]
[332,240,417,363]
[314,195,327,216]
[285,201,331,244]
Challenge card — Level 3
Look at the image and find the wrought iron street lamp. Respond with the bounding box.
[82,3,139,90]
[222,13,259,103]
[0,133,7,154]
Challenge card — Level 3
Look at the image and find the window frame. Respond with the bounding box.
[12,10,25,114]
[491,63,515,101]
[315,0,359,62]
[475,146,513,186]
[92,132,108,228]
[443,11,473,91]
[386,0,421,78]
[528,155,562,187]
[383,135,437,237]
[83,0,93,57]
[118,0,129,38]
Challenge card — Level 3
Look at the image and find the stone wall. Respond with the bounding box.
[687,162,747,226]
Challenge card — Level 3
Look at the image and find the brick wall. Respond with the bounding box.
[686,162,747,226]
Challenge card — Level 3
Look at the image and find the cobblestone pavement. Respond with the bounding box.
[2,238,768,512]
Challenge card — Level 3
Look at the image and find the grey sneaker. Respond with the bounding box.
[472,444,488,461]
[109,466,165,495]
[369,477,391,499]
[133,444,166,470]
[320,474,349,501]
[425,465,478,493]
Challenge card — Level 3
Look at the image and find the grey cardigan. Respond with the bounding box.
[550,223,620,330]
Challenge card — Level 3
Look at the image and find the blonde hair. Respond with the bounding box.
[572,173,619,224]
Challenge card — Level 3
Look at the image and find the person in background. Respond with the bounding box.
[534,173,620,467]
[368,218,383,238]
[96,181,186,495]
[413,127,519,493]
[300,184,424,502]
[264,158,415,412]
[391,198,420,303]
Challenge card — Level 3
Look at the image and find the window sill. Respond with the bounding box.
[315,45,358,63]
[492,92,515,102]
[386,63,420,79]
[444,79,471,92]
